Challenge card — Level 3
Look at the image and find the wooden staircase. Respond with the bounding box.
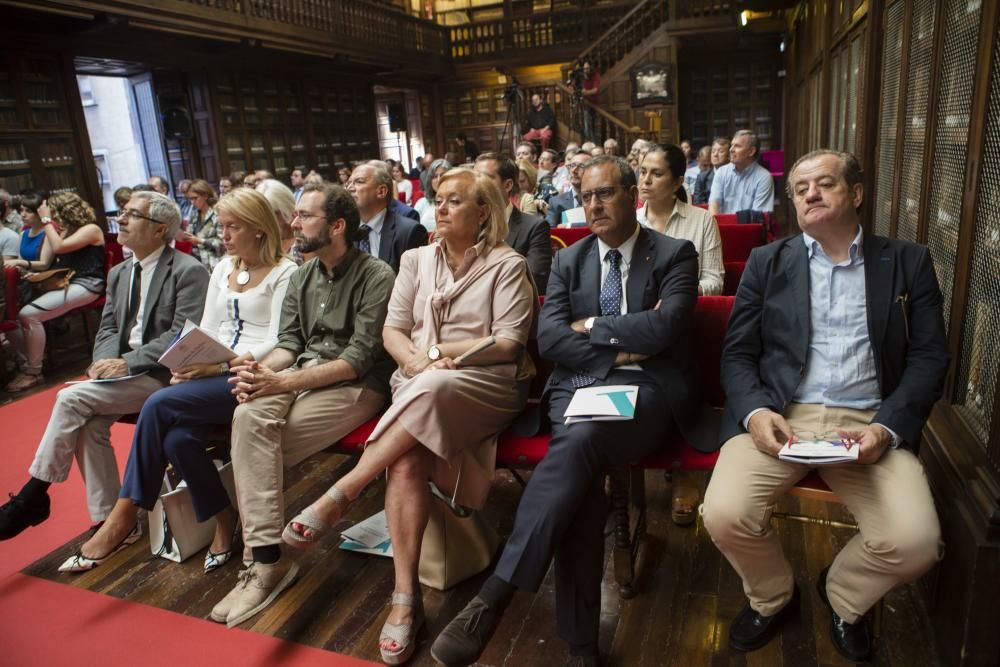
[555,0,735,146]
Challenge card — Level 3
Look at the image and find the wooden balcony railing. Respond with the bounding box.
[14,0,450,70]
[448,2,632,62]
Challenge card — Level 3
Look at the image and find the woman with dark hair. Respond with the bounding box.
[182,179,224,270]
[390,162,413,205]
[414,158,451,231]
[5,192,106,391]
[637,143,723,296]
[4,191,53,273]
[336,165,351,186]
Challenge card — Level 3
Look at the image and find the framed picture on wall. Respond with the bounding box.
[630,62,675,107]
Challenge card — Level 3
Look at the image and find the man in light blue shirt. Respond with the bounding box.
[701,150,948,663]
[708,130,774,214]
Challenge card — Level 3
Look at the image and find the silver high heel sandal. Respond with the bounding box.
[281,485,350,549]
[380,592,424,665]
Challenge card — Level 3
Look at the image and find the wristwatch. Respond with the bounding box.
[584,317,596,333]
[427,345,442,361]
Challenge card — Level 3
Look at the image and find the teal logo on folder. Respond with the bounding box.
[597,390,636,417]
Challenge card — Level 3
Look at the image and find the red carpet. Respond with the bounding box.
[0,383,376,666]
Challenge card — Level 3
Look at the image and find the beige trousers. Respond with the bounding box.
[230,379,384,548]
[701,403,943,623]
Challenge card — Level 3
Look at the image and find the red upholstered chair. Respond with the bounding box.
[610,295,735,596]
[719,223,766,263]
[550,227,591,247]
[549,234,567,257]
[1,266,20,333]
[175,240,194,255]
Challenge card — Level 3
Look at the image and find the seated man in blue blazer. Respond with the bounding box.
[701,150,949,662]
[545,151,591,227]
[349,161,427,273]
[432,156,716,666]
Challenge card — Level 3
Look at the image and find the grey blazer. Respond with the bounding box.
[92,246,210,383]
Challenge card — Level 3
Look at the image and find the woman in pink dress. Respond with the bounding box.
[284,167,537,665]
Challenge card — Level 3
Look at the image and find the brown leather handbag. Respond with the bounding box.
[25,268,75,294]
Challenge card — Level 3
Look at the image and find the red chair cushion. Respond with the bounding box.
[497,431,550,466]
[636,439,721,470]
[723,261,745,296]
[175,240,194,255]
[334,417,380,455]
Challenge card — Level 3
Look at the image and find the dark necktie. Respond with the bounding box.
[119,263,142,355]
[572,249,622,388]
[358,224,372,254]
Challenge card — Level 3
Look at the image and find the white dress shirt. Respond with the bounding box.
[126,245,165,351]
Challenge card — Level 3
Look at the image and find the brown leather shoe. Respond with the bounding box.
[430,596,503,667]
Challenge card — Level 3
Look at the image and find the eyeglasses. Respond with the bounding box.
[118,208,167,224]
[569,162,588,172]
[794,430,846,444]
[291,211,326,222]
[579,186,622,205]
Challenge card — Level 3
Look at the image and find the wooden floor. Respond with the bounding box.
[24,446,942,667]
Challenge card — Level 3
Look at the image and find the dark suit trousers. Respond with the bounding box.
[494,370,675,646]
[119,375,236,522]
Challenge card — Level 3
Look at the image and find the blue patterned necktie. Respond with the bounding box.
[572,249,622,388]
[358,223,372,254]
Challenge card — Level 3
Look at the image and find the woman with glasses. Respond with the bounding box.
[63,188,297,574]
[637,143,723,296]
[414,158,451,232]
[284,168,536,665]
[5,192,106,392]
[181,179,224,271]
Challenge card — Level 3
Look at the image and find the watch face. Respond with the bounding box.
[428,345,441,360]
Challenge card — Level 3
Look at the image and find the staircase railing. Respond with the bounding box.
[576,0,670,75]
[551,81,643,149]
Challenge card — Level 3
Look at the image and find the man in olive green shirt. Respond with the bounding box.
[210,182,395,628]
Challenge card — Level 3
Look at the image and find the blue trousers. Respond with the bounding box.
[119,375,236,522]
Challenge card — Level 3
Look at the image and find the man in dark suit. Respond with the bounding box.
[433,156,714,666]
[545,150,591,227]
[0,191,209,541]
[348,162,426,273]
[474,152,552,293]
[701,150,949,662]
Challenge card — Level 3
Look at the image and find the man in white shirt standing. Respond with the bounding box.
[0,191,208,541]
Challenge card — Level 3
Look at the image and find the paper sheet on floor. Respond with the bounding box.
[339,510,393,557]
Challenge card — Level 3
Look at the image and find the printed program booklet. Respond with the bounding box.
[339,510,393,557]
[778,438,859,465]
[563,385,639,424]
[157,320,236,372]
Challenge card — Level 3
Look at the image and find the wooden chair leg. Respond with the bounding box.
[610,468,646,599]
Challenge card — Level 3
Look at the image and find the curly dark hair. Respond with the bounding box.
[48,191,99,233]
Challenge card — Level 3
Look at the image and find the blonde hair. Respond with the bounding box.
[48,191,97,234]
[188,178,218,206]
[438,167,508,248]
[516,159,538,195]
[215,188,284,267]
[255,178,295,226]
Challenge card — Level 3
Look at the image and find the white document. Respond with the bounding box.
[157,319,236,371]
[339,510,393,557]
[564,385,639,424]
[66,371,149,384]
[778,439,859,465]
[560,206,587,227]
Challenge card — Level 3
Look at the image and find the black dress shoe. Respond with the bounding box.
[430,596,504,667]
[729,586,799,652]
[0,492,50,540]
[817,566,873,662]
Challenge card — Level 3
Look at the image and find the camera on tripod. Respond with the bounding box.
[502,77,520,104]
[567,61,585,92]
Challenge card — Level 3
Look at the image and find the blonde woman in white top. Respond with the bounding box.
[64,188,296,575]
[637,143,724,296]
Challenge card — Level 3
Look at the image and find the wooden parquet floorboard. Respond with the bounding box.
[24,456,943,666]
